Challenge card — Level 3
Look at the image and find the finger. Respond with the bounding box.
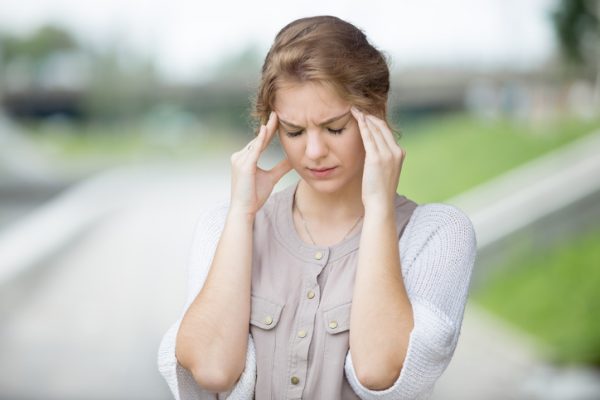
[351,107,378,156]
[240,126,263,153]
[232,135,258,162]
[261,111,279,151]
[364,115,390,156]
[366,115,401,156]
[244,125,267,162]
[361,112,383,154]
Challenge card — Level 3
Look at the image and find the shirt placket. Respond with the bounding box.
[286,248,330,399]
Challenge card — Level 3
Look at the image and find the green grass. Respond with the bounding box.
[472,228,600,365]
[397,113,600,203]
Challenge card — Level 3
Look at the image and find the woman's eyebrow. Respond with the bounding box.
[279,111,351,128]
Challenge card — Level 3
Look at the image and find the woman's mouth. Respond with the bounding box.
[308,166,337,178]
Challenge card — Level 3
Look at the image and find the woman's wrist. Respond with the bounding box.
[363,200,396,221]
[227,207,256,225]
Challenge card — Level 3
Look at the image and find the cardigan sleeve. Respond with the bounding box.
[157,203,256,400]
[344,203,477,400]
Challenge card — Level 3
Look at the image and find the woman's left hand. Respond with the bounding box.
[351,106,406,212]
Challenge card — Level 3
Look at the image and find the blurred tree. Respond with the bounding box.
[0,24,162,124]
[0,25,78,66]
[183,44,263,133]
[0,26,83,119]
[82,45,161,123]
[552,0,600,105]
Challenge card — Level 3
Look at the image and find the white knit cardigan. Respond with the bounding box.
[157,199,477,400]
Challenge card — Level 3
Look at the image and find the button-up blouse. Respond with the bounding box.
[249,181,416,399]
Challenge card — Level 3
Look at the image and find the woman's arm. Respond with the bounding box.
[157,204,257,400]
[175,208,254,392]
[345,204,477,400]
[350,203,413,390]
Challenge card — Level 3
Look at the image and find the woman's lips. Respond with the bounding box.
[308,166,337,178]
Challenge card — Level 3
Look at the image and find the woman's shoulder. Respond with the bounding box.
[411,202,474,229]
[404,202,477,248]
[401,202,478,295]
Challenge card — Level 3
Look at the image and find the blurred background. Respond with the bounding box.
[0,0,599,399]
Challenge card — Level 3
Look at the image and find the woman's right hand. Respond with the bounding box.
[229,111,292,219]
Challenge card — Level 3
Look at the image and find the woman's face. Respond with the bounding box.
[273,81,366,194]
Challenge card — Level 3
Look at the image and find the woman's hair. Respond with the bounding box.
[251,15,391,130]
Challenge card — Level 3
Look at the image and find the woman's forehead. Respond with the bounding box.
[278,110,351,128]
[274,82,349,124]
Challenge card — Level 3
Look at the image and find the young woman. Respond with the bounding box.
[158,15,477,400]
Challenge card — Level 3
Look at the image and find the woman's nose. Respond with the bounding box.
[305,131,328,160]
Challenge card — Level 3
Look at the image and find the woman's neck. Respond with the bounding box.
[294,178,365,223]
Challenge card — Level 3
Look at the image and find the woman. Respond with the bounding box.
[158,15,477,400]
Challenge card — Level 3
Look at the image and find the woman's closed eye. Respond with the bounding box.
[285,127,345,138]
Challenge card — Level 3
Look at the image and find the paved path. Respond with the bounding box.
[434,301,600,399]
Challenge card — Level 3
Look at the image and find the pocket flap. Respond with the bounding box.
[250,295,284,330]
[323,301,352,334]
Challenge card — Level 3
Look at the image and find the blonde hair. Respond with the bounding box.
[251,15,391,130]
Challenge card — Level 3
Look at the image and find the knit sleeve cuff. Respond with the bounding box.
[344,299,457,400]
[157,318,256,400]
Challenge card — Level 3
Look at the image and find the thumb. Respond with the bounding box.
[269,158,293,183]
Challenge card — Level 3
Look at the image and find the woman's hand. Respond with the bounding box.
[229,111,292,218]
[351,106,406,212]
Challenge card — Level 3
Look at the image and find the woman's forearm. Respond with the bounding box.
[350,203,414,390]
[175,209,254,392]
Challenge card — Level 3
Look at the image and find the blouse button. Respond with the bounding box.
[297,330,307,338]
[328,320,338,329]
[291,376,300,385]
[314,251,323,260]
[264,315,273,325]
[307,290,315,299]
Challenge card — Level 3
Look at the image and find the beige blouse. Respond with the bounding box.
[249,181,417,399]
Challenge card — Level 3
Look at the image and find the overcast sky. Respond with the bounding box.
[0,0,559,83]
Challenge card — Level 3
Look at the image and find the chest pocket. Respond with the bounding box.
[250,295,283,329]
[323,301,352,334]
[249,294,284,400]
[322,301,352,365]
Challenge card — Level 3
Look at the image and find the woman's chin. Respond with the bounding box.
[301,174,357,195]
